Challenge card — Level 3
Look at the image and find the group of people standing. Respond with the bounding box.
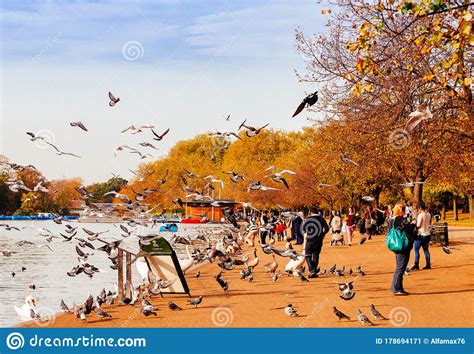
[248,201,435,293]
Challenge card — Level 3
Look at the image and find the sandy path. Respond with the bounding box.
[19,229,473,328]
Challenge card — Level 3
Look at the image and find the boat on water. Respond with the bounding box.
[159,223,179,232]
[181,218,209,224]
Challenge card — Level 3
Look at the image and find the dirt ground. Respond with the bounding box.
[20,229,474,328]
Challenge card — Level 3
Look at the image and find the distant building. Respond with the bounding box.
[69,200,87,216]
[184,199,240,223]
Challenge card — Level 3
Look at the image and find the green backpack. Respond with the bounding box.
[386,223,409,252]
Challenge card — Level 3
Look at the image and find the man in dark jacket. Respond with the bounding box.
[302,208,329,278]
[291,212,304,244]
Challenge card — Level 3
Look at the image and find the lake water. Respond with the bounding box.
[0,220,206,327]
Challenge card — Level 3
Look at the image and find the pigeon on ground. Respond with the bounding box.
[168,301,182,311]
[357,309,374,326]
[333,306,351,320]
[95,306,112,319]
[284,304,299,317]
[187,296,203,308]
[442,246,459,254]
[370,304,388,320]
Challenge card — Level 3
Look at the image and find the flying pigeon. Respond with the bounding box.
[292,91,318,117]
[108,92,120,106]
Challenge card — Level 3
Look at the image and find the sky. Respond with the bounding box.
[1,0,327,184]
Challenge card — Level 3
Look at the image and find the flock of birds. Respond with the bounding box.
[1,88,442,327]
[2,213,397,326]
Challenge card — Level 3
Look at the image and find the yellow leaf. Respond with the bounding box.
[321,9,326,14]
[464,77,472,86]
[364,84,372,92]
[464,11,472,22]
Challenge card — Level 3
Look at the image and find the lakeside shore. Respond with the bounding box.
[18,228,473,328]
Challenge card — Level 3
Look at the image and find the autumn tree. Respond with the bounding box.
[295,0,473,205]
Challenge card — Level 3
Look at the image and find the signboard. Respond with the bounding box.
[140,237,190,296]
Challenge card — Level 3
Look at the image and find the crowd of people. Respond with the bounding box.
[245,201,437,295]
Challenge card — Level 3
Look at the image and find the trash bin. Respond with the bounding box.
[430,222,449,246]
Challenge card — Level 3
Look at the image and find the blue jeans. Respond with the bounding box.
[414,235,431,266]
[391,250,410,293]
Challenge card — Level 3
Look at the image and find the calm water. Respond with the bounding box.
[0,220,205,327]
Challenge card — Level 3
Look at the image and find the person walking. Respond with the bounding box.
[302,208,329,278]
[330,211,342,245]
[346,207,356,246]
[388,203,415,296]
[364,205,376,239]
[292,212,304,245]
[413,202,432,270]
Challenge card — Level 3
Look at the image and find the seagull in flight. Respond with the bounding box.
[341,154,359,166]
[247,181,279,192]
[204,175,224,189]
[45,142,81,158]
[139,142,159,150]
[399,181,426,188]
[114,145,137,156]
[406,104,432,133]
[222,171,245,183]
[26,132,45,141]
[104,191,131,203]
[33,181,49,193]
[70,121,88,132]
[264,169,296,189]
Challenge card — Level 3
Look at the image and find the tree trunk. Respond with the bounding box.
[453,197,458,221]
[442,204,446,220]
[469,194,473,219]
[412,174,425,205]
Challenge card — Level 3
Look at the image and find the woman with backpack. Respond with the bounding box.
[387,203,415,296]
